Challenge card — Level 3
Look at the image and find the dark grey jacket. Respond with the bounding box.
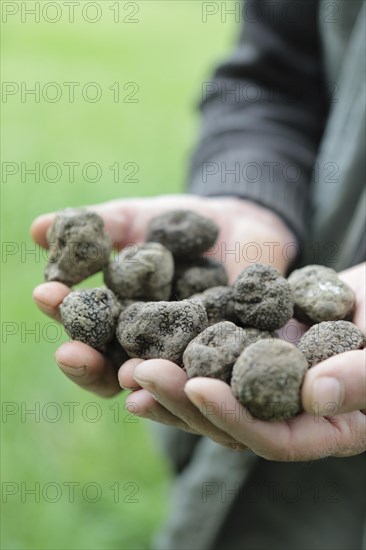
[154,2,365,549]
[189,0,365,269]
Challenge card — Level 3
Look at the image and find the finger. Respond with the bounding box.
[338,263,366,333]
[338,262,366,290]
[133,360,246,450]
[55,341,121,397]
[30,203,131,250]
[30,213,55,247]
[125,389,198,432]
[118,358,145,390]
[33,282,71,321]
[185,377,366,460]
[185,377,289,456]
[302,350,366,415]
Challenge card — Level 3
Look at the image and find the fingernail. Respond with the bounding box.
[132,375,159,400]
[58,363,86,377]
[133,374,152,388]
[311,377,343,414]
[119,382,140,391]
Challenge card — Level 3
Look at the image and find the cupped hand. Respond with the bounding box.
[32,195,295,398]
[119,263,366,460]
[32,280,123,396]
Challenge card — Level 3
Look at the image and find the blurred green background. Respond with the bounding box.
[1,2,236,548]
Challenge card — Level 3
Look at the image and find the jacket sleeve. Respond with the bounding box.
[188,0,328,245]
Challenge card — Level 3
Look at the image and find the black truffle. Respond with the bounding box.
[231,339,309,421]
[172,258,228,300]
[104,242,174,301]
[189,286,239,325]
[297,320,366,367]
[288,265,355,324]
[146,209,219,259]
[116,300,208,364]
[44,208,111,286]
[60,288,120,348]
[183,321,276,382]
[234,264,293,331]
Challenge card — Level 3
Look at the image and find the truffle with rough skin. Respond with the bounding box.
[234,264,293,331]
[116,300,208,363]
[189,286,239,325]
[44,208,111,286]
[104,242,174,301]
[231,339,309,421]
[60,288,121,348]
[288,265,355,324]
[173,258,228,300]
[183,322,276,382]
[146,210,219,259]
[297,320,366,367]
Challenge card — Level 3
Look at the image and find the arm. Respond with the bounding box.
[189,0,328,247]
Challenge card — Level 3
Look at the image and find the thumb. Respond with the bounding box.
[302,349,366,416]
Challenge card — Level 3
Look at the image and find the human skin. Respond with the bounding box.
[31,196,366,458]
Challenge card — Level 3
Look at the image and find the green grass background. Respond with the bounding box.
[1,2,236,548]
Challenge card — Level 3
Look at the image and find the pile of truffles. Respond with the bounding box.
[44,207,366,421]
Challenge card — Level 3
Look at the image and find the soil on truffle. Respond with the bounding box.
[297,320,366,367]
[172,258,228,300]
[234,264,294,331]
[288,265,355,324]
[44,208,111,286]
[189,286,239,325]
[183,321,276,382]
[116,300,208,364]
[104,242,174,301]
[231,339,308,421]
[60,288,120,348]
[146,209,219,259]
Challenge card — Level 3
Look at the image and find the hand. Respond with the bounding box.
[120,263,366,459]
[32,194,295,400]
